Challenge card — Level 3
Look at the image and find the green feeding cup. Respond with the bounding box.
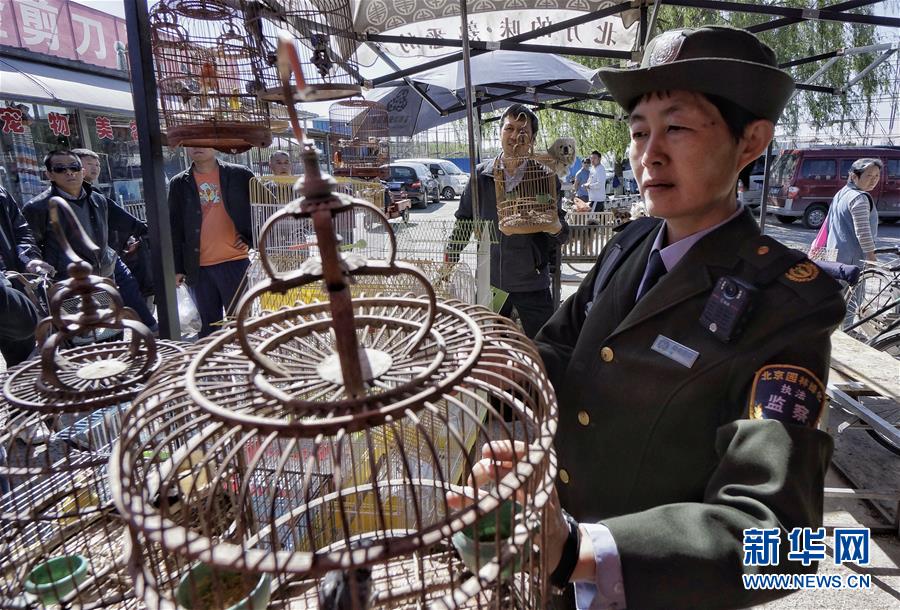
[176,563,271,610]
[24,555,89,604]
[452,500,524,578]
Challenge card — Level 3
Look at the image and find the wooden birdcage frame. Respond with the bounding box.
[150,0,272,153]
[111,40,557,605]
[243,0,362,103]
[329,99,390,178]
[494,148,560,236]
[0,198,185,610]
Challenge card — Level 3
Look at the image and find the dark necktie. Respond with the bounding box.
[636,249,667,302]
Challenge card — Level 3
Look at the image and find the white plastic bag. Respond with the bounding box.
[176,285,201,337]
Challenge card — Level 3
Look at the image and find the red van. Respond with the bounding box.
[767,147,900,229]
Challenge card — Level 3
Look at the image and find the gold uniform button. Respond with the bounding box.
[577,410,590,426]
[757,245,770,256]
[559,468,570,484]
[600,346,614,362]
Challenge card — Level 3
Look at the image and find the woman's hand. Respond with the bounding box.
[446,440,571,575]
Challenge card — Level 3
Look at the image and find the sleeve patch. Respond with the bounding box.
[748,365,826,429]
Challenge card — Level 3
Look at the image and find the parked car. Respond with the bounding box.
[737,154,776,208]
[395,158,469,200]
[766,147,900,229]
[382,162,439,208]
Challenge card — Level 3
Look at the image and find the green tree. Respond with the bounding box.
[527,0,889,166]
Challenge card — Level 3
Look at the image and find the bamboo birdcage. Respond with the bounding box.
[330,100,390,177]
[111,46,557,606]
[150,0,272,153]
[243,0,362,103]
[494,129,559,235]
[0,198,185,610]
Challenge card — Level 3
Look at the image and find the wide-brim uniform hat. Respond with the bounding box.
[599,26,795,123]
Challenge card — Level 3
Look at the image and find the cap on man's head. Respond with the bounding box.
[598,26,794,123]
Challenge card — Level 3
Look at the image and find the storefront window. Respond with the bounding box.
[0,100,83,203]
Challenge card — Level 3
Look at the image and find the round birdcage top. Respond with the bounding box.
[1,197,185,413]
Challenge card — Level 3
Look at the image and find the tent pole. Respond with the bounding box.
[460,0,479,220]
[123,0,179,340]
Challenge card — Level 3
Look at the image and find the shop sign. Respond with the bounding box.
[9,0,128,71]
[47,111,70,137]
[0,107,26,135]
[95,116,114,140]
[129,120,138,142]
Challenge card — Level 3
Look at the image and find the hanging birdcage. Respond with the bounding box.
[150,0,272,153]
[329,99,390,178]
[242,0,362,103]
[112,49,557,602]
[494,152,560,236]
[0,198,185,609]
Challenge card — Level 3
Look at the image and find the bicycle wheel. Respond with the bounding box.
[869,327,900,358]
[844,269,897,341]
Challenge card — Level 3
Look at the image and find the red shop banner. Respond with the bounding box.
[7,0,128,70]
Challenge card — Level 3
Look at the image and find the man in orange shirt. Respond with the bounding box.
[168,147,254,337]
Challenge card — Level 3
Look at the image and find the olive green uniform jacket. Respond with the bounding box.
[535,208,845,609]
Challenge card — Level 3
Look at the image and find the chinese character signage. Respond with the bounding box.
[354,0,639,59]
[47,111,69,136]
[741,528,872,591]
[8,0,128,70]
[0,107,26,134]
[129,120,138,142]
[95,116,113,140]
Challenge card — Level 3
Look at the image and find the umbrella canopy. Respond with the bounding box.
[407,50,600,94]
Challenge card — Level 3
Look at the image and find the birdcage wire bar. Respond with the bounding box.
[150,0,273,153]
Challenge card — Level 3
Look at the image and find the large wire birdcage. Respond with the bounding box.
[0,198,185,610]
[150,0,272,153]
[111,51,557,606]
[242,0,362,103]
[330,100,390,177]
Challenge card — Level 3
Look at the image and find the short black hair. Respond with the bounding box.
[43,149,80,171]
[71,148,100,161]
[500,104,539,135]
[590,150,601,157]
[627,91,761,142]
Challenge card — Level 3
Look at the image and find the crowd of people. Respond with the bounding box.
[0,145,299,366]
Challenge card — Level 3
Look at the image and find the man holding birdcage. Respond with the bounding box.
[448,103,569,338]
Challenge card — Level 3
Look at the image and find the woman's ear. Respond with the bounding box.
[737,119,775,173]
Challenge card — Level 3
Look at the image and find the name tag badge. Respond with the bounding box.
[651,335,699,368]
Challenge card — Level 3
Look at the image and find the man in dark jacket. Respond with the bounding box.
[23,150,156,330]
[168,147,254,337]
[73,148,156,301]
[448,104,569,338]
[0,186,49,366]
[451,27,845,610]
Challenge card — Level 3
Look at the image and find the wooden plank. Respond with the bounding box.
[830,330,900,400]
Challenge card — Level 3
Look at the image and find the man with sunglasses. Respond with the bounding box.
[22,150,157,330]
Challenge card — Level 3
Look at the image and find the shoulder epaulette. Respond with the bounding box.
[738,235,841,305]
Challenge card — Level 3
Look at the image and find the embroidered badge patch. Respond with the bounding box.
[748,365,826,428]
[785,261,819,283]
